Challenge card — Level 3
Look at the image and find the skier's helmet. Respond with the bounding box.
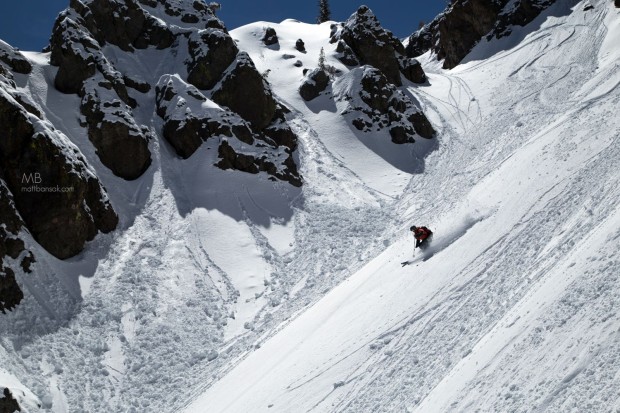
[410,226,417,232]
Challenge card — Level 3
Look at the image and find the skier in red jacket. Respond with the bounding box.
[410,226,433,250]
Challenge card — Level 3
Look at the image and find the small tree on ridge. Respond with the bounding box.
[317,0,331,24]
[318,47,326,70]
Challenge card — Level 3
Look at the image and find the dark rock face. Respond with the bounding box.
[156,74,255,158]
[493,0,557,39]
[408,112,435,139]
[187,29,239,90]
[49,4,153,180]
[299,68,330,101]
[262,27,279,46]
[263,105,298,150]
[217,140,302,187]
[0,183,27,314]
[0,388,21,413]
[0,40,32,74]
[0,265,24,315]
[212,52,277,131]
[332,6,405,86]
[0,79,118,260]
[406,0,557,69]
[123,75,151,93]
[49,17,98,94]
[295,39,306,52]
[616,0,620,8]
[80,77,152,180]
[405,22,436,59]
[69,0,177,51]
[335,40,360,66]
[50,2,171,99]
[436,0,503,69]
[399,57,426,84]
[342,67,434,143]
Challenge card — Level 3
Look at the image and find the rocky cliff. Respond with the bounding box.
[406,0,558,69]
[0,39,118,312]
[49,0,300,185]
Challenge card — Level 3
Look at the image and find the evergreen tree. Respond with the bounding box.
[318,47,326,70]
[317,0,331,24]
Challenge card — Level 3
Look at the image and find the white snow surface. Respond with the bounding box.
[1,0,619,412]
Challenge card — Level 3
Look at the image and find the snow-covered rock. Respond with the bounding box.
[186,28,238,90]
[330,6,417,86]
[0,71,117,260]
[261,27,279,46]
[299,67,329,101]
[337,66,434,143]
[295,38,306,53]
[80,74,152,180]
[0,40,31,74]
[211,52,278,131]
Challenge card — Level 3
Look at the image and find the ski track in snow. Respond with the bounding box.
[1,1,620,412]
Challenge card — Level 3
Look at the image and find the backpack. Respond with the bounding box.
[414,226,432,240]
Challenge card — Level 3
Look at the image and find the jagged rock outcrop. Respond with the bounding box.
[80,76,152,180]
[317,6,435,146]
[156,74,255,158]
[338,67,434,143]
[156,74,301,185]
[334,40,359,66]
[217,140,301,187]
[66,0,181,52]
[263,105,298,150]
[123,74,151,93]
[0,182,28,314]
[0,40,31,74]
[262,27,278,46]
[0,388,21,413]
[50,2,153,180]
[493,0,557,39]
[50,4,143,101]
[299,68,329,101]
[406,0,557,69]
[187,28,239,90]
[212,52,277,131]
[0,71,118,260]
[330,6,426,86]
[399,57,426,84]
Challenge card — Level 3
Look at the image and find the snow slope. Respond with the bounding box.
[182,1,620,412]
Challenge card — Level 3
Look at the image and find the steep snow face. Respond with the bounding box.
[183,1,620,412]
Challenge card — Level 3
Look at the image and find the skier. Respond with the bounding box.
[410,225,433,250]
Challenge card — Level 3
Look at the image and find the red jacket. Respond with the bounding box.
[413,227,432,241]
